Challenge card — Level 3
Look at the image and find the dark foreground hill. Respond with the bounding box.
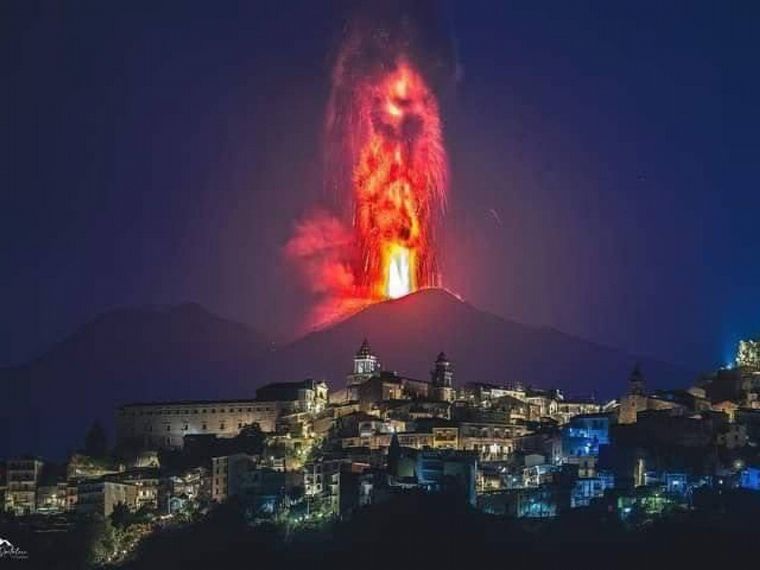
[0,290,693,458]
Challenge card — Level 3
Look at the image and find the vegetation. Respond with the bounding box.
[119,490,760,570]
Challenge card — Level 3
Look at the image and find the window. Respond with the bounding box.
[202,424,207,431]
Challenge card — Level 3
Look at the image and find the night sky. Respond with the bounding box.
[3,1,758,371]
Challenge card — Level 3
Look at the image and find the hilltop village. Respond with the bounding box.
[2,338,760,564]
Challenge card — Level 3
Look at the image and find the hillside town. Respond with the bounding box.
[2,337,760,564]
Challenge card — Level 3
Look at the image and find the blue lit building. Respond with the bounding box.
[561,413,611,458]
[571,471,615,507]
[740,466,760,491]
[415,450,478,506]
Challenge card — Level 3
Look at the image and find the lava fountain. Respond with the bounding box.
[351,59,448,301]
[286,51,449,330]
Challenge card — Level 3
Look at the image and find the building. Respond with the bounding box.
[76,480,135,517]
[458,422,524,461]
[116,380,328,450]
[163,467,208,514]
[211,453,258,502]
[111,468,161,511]
[347,338,382,388]
[415,450,478,506]
[345,340,456,406]
[304,459,370,516]
[561,413,611,458]
[4,458,44,515]
[479,487,561,518]
[571,474,614,508]
[618,365,683,424]
[255,379,328,414]
[117,400,281,450]
[35,482,68,513]
[736,338,760,370]
[431,352,454,402]
[740,466,760,491]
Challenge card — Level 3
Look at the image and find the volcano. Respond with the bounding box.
[258,288,693,398]
[1,289,693,458]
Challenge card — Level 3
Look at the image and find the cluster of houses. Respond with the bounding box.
[3,338,760,524]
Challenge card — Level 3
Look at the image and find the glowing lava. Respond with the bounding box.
[386,245,414,299]
[352,60,447,301]
[285,56,448,330]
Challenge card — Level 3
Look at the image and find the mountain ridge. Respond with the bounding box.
[257,288,693,397]
[1,289,695,458]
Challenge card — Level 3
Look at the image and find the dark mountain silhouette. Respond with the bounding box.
[0,303,271,459]
[258,288,694,399]
[1,290,694,459]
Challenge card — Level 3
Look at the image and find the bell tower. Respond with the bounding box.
[619,363,647,424]
[628,363,645,396]
[347,338,380,386]
[431,352,454,401]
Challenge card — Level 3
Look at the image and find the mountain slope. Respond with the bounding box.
[0,303,270,458]
[259,288,693,398]
[1,290,694,459]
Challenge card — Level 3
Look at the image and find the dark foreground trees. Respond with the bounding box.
[121,490,760,570]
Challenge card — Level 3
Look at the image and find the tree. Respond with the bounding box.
[110,502,132,529]
[84,420,108,458]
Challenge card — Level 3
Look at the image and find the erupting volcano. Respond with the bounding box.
[352,59,447,300]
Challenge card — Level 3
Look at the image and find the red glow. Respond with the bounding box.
[286,58,448,330]
[352,60,447,301]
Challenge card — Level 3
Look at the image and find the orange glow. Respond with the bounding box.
[286,57,448,331]
[352,59,447,302]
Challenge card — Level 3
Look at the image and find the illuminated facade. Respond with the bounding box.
[4,458,44,516]
[347,338,381,386]
[116,380,328,450]
[736,338,760,370]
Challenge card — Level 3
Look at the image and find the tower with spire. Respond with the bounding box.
[628,363,646,396]
[431,351,454,402]
[347,338,381,387]
[619,363,648,424]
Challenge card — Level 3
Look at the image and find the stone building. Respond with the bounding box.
[431,352,454,402]
[343,340,458,407]
[117,399,281,450]
[116,380,328,450]
[76,480,135,517]
[618,365,682,424]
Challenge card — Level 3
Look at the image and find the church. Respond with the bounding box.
[338,338,455,409]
